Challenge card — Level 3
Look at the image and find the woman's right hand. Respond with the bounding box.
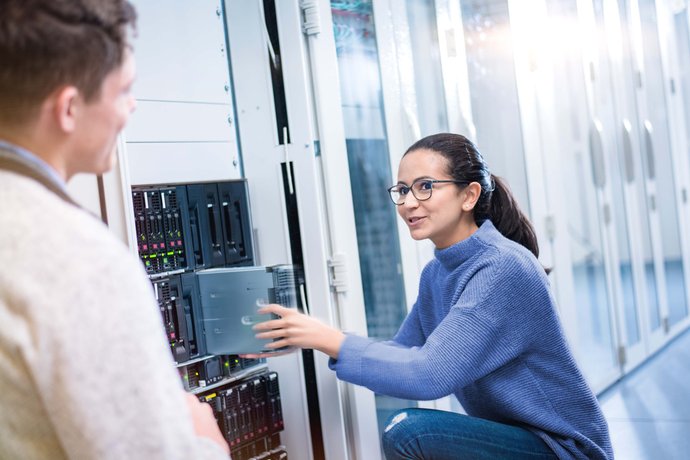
[250,304,346,359]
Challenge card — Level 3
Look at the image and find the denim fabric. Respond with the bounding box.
[382,408,558,460]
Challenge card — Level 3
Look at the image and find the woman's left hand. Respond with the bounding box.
[251,304,346,359]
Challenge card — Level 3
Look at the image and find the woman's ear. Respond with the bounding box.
[462,182,482,211]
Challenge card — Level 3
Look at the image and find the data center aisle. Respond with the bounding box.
[598,327,690,460]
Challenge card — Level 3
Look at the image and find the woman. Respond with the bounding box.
[253,133,613,459]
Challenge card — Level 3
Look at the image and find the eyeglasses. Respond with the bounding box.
[387,179,467,205]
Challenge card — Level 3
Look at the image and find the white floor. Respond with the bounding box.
[599,328,690,460]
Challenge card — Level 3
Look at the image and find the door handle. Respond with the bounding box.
[589,119,606,188]
[643,120,656,180]
[622,119,635,183]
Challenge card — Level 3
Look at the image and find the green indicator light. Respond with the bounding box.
[225,362,229,367]
[163,258,168,264]
[167,251,174,256]
[145,261,151,267]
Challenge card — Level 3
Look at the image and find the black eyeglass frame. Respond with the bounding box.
[387,179,468,205]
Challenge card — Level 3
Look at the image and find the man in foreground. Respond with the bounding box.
[0,1,229,458]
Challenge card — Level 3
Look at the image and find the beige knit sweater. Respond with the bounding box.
[0,170,228,460]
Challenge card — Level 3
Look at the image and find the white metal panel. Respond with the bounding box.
[225,1,339,459]
[303,1,382,459]
[103,136,137,248]
[126,142,239,185]
[276,2,356,456]
[66,174,103,220]
[126,101,235,143]
[123,0,241,187]
[655,0,690,337]
[130,0,230,103]
[225,0,291,268]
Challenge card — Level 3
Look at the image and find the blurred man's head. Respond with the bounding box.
[0,0,137,180]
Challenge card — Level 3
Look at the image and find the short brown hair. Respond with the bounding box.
[0,0,137,125]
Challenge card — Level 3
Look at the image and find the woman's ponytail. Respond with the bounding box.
[487,175,539,258]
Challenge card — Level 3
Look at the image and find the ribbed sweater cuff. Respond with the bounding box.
[327,334,371,382]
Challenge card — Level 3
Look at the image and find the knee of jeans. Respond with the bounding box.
[382,408,420,445]
[382,409,408,452]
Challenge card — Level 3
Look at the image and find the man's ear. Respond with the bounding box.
[53,86,80,133]
[463,182,482,211]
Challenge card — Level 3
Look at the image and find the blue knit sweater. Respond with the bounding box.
[330,221,613,460]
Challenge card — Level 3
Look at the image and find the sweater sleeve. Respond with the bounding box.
[330,258,546,400]
[19,220,228,459]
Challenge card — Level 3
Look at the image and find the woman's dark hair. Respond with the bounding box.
[404,133,540,258]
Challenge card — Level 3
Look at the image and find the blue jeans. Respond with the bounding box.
[382,408,558,460]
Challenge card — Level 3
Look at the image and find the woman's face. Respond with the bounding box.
[395,148,472,248]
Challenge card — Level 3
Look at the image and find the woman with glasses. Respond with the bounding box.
[251,133,613,460]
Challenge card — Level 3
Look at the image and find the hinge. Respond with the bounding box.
[328,253,348,293]
[682,188,687,204]
[602,203,611,225]
[301,0,321,36]
[618,345,627,366]
[663,316,670,333]
[545,215,556,240]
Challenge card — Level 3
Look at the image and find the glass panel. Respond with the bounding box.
[590,0,641,351]
[458,0,531,216]
[639,0,688,328]
[674,9,690,164]
[330,0,413,436]
[407,0,449,135]
[668,7,690,325]
[545,0,618,381]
